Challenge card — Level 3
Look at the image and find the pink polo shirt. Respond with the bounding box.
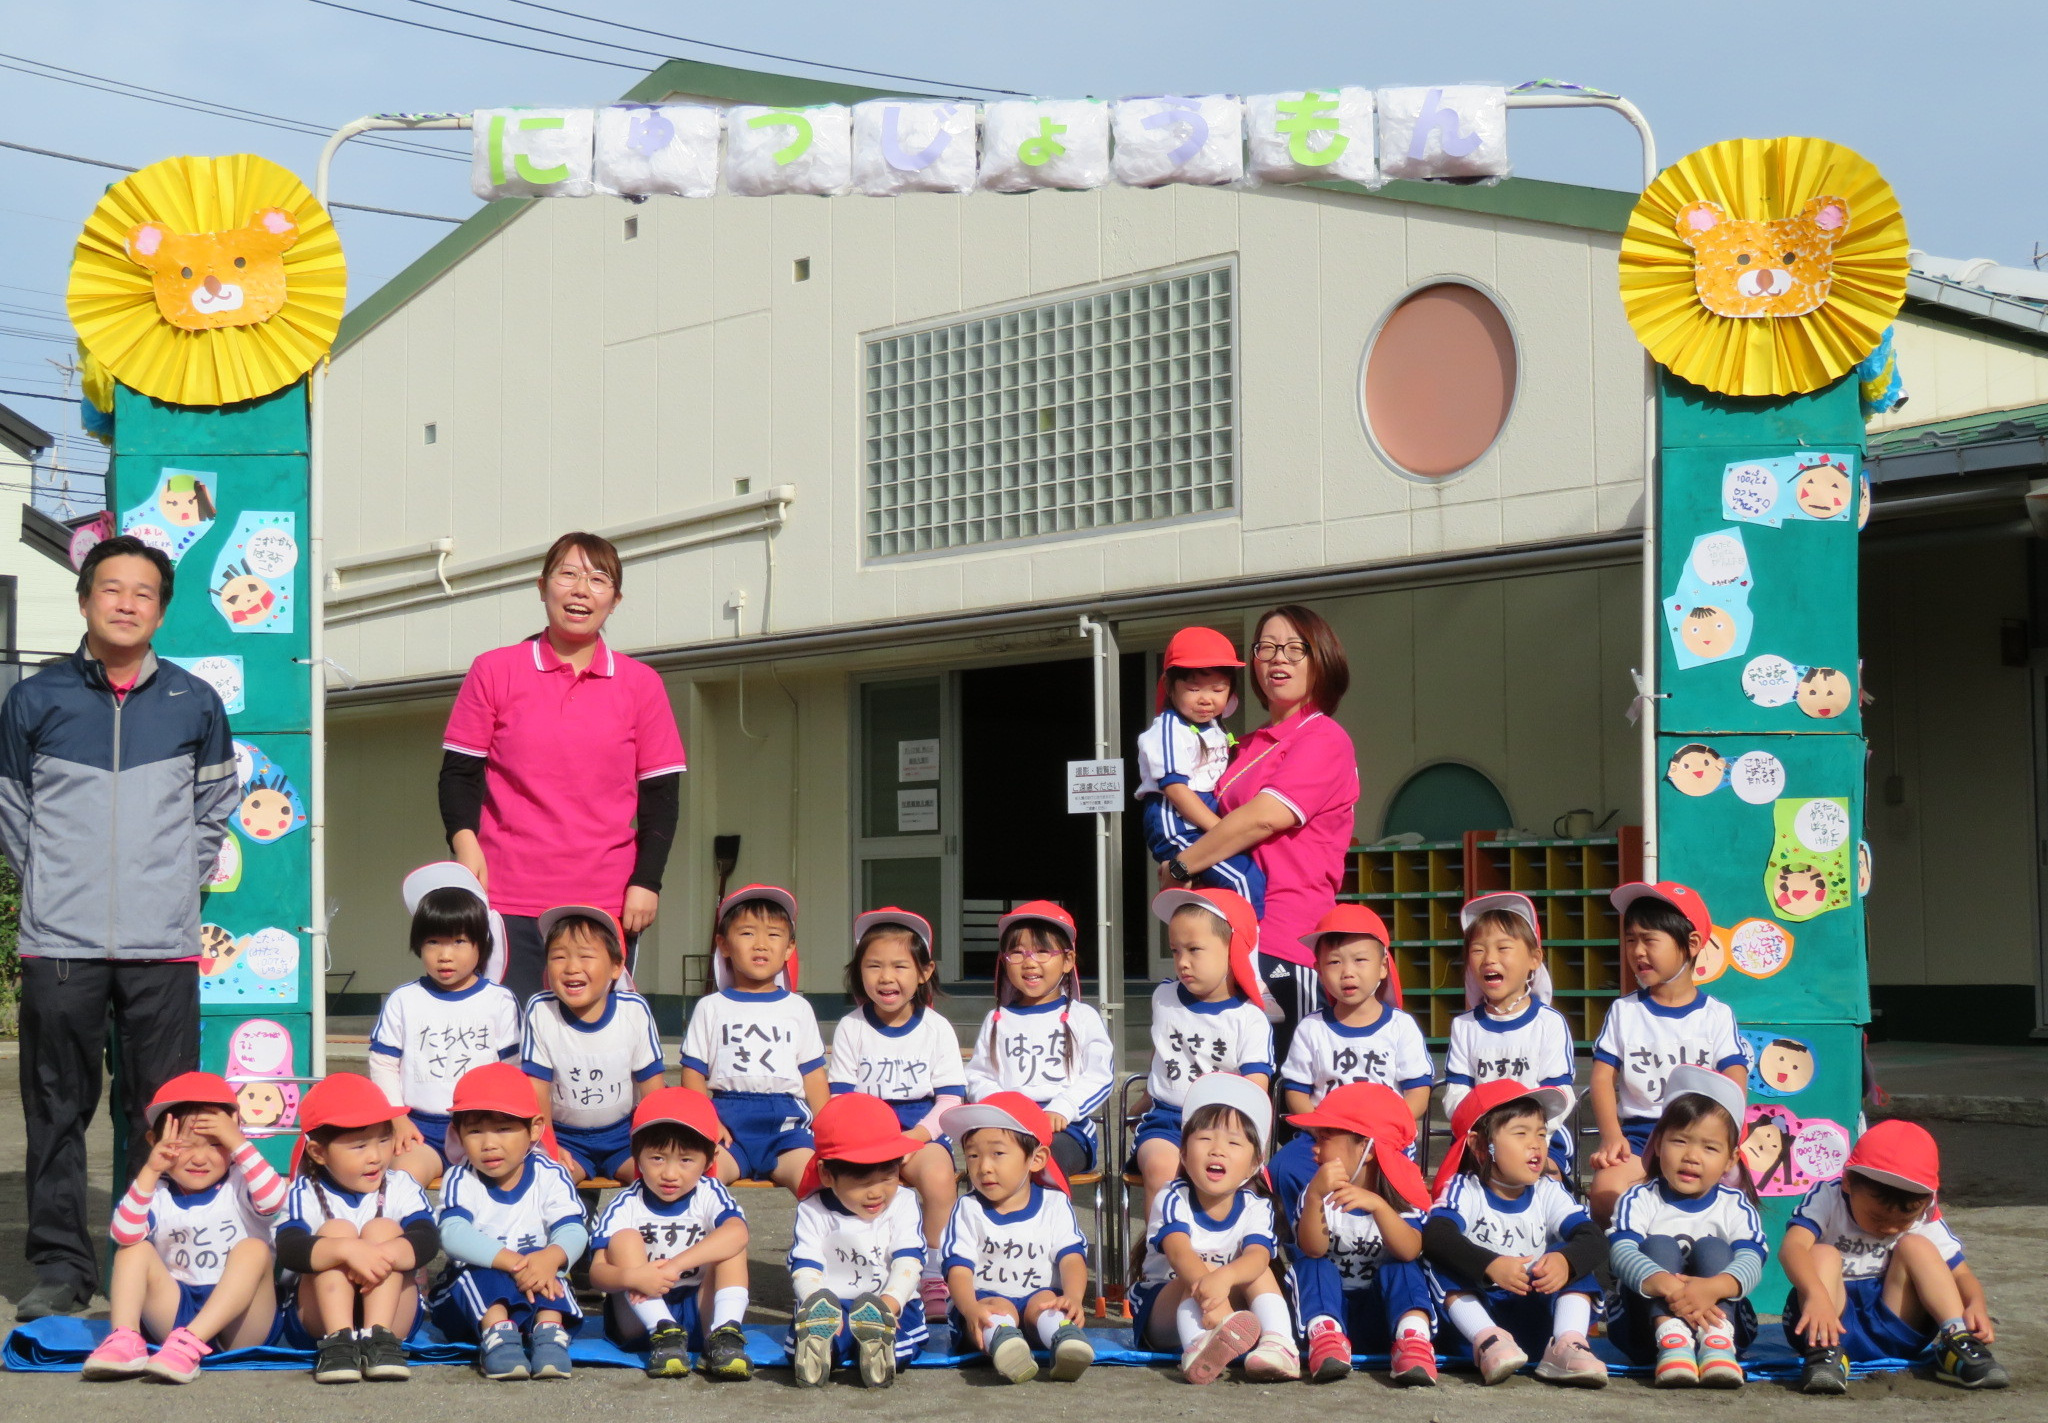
[1215,709,1359,966]
[443,636,686,919]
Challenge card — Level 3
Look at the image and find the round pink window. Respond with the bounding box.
[1363,283,1518,479]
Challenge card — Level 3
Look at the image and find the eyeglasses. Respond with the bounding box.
[548,568,614,592]
[1001,945,1066,962]
[1251,640,1309,664]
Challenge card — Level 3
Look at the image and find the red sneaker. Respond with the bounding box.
[1307,1324,1353,1383]
[1390,1333,1439,1387]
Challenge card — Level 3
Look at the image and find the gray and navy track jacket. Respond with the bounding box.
[0,644,237,960]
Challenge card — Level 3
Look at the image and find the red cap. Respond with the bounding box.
[1286,1082,1430,1211]
[1845,1119,1940,1196]
[146,1070,239,1130]
[299,1072,405,1133]
[1429,1078,1574,1203]
[1298,904,1401,1009]
[992,900,1079,1005]
[451,1061,542,1121]
[1611,881,1714,946]
[938,1091,1071,1194]
[1153,886,1263,1006]
[1155,626,1244,714]
[797,1092,927,1197]
[714,884,801,991]
[632,1086,723,1149]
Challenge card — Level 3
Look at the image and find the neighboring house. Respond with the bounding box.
[1,400,79,676]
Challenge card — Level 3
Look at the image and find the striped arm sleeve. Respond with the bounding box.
[232,1141,289,1215]
[110,1183,154,1247]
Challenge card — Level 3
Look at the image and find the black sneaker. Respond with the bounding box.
[314,1329,364,1384]
[1799,1344,1849,1395]
[700,1322,752,1381]
[644,1321,690,1378]
[359,1325,410,1381]
[1934,1327,2009,1390]
[15,1279,92,1319]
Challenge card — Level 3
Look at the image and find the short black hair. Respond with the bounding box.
[631,1122,714,1159]
[546,911,623,964]
[717,897,793,937]
[452,1108,536,1133]
[409,886,493,968]
[962,1125,1039,1156]
[819,1157,901,1188]
[1622,895,1699,947]
[1473,1096,1547,1144]
[76,534,174,603]
[1848,1171,1934,1214]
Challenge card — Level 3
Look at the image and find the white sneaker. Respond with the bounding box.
[1243,1331,1303,1381]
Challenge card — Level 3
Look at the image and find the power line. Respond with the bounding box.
[303,0,645,70]
[403,0,670,61]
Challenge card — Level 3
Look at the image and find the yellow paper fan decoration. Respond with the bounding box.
[67,154,345,407]
[1619,137,1907,398]
[77,341,113,413]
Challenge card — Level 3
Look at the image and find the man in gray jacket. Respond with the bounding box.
[0,535,236,1316]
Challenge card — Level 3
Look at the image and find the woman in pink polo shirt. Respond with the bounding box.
[1162,604,1357,1052]
[438,532,687,1003]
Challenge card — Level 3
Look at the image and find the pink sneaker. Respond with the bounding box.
[1180,1310,1262,1385]
[143,1326,211,1384]
[1389,1333,1439,1387]
[1472,1326,1528,1385]
[920,1275,950,1321]
[82,1327,149,1380]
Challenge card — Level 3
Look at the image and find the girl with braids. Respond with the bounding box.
[963,902,1116,1178]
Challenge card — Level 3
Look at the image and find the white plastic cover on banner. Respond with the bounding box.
[979,99,1111,192]
[725,104,852,196]
[851,100,979,195]
[1244,88,1378,186]
[1376,85,1510,182]
[594,104,721,198]
[471,107,595,199]
[1111,95,1244,188]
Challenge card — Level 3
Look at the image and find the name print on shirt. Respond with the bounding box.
[979,1234,1058,1294]
[1471,1051,1534,1083]
[161,1217,244,1278]
[562,1063,625,1110]
[1160,1027,1230,1084]
[414,1022,498,1080]
[1627,1040,1714,1107]
[638,1218,708,1255]
[719,1020,799,1077]
[853,1055,933,1097]
[1002,1025,1073,1089]
[1329,1044,1392,1084]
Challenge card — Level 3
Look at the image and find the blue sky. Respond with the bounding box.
[3,0,2043,475]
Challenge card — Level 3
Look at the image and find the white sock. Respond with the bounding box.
[630,1296,675,1332]
[925,1247,944,1278]
[712,1287,748,1330]
[1036,1311,1064,1347]
[1551,1292,1591,1337]
[1698,1319,1734,1350]
[1251,1294,1293,1339]
[1396,1311,1431,1341]
[1175,1295,1207,1349]
[1444,1294,1497,1344]
[1306,1314,1341,1337]
[1655,1315,1694,1350]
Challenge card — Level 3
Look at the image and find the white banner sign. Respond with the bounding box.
[1067,759,1125,815]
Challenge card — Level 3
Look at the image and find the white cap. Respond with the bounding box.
[1661,1065,1746,1126]
[1182,1072,1275,1154]
[1461,889,1555,1010]
[939,1100,1034,1141]
[400,861,506,981]
[852,907,932,947]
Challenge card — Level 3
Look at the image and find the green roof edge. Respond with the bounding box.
[1866,398,2048,454]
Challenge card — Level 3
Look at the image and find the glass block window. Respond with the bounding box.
[864,265,1235,560]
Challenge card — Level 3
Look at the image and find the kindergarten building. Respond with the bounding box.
[310,60,2048,1045]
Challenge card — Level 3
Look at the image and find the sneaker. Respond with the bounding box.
[1471,1327,1528,1386]
[1933,1326,2009,1390]
[1180,1309,1261,1385]
[1389,1333,1438,1387]
[1799,1344,1849,1396]
[700,1322,753,1381]
[986,1323,1038,1383]
[1244,1332,1302,1382]
[142,1326,210,1384]
[644,1321,690,1379]
[850,1293,897,1389]
[1535,1331,1607,1388]
[920,1275,950,1322]
[793,1290,841,1388]
[1306,1322,1353,1383]
[15,1279,92,1320]
[527,1321,573,1380]
[479,1321,528,1381]
[81,1327,149,1381]
[1048,1322,1094,1382]
[360,1325,410,1382]
[1654,1333,1699,1388]
[1696,1335,1744,1389]
[313,1328,364,1384]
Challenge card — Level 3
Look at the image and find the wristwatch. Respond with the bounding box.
[1166,858,1193,883]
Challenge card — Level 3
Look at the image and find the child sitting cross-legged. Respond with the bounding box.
[277,1073,439,1385]
[786,1092,934,1389]
[937,1091,1096,1384]
[82,1073,285,1384]
[588,1087,752,1381]
[1422,1079,1609,1387]
[429,1062,587,1382]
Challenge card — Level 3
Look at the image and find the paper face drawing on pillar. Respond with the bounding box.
[979,100,1110,192]
[1742,1030,1816,1097]
[593,104,720,198]
[1664,529,1754,669]
[1728,750,1786,805]
[1857,840,1872,897]
[1113,96,1245,188]
[725,105,851,195]
[227,1018,299,1134]
[1665,743,1727,797]
[1694,927,1730,985]
[1741,654,1799,707]
[1741,1105,1848,1195]
[1721,453,1857,527]
[471,108,595,199]
[120,467,216,564]
[167,654,243,715]
[1375,85,1509,182]
[1795,666,1853,720]
[231,739,307,845]
[1727,917,1795,977]
[1765,796,1853,922]
[201,833,241,894]
[210,512,295,634]
[199,926,301,1004]
[851,100,978,195]
[1245,89,1376,185]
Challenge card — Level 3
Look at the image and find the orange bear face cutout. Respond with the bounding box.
[123,207,299,330]
[1676,196,1849,319]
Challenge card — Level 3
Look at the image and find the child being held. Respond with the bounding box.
[938,1091,1096,1384]
[82,1073,284,1384]
[1588,882,1747,1223]
[589,1087,752,1381]
[681,884,828,1192]
[429,1062,587,1381]
[277,1073,439,1385]
[521,904,666,1184]
[1781,1120,2007,1393]
[1129,888,1274,1224]
[1129,1073,1298,1384]
[371,862,520,1184]
[1285,1083,1438,1386]
[1605,1066,1767,1389]
[1134,627,1265,910]
[1443,892,1576,1176]
[785,1093,933,1389]
[827,906,966,1318]
[1422,1079,1608,1387]
[1271,904,1432,1207]
[964,901,1116,1177]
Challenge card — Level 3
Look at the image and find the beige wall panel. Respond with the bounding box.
[1242,523,1324,575]
[1100,183,1178,279]
[1503,487,1601,545]
[1324,511,1414,567]
[1175,517,1243,581]
[654,198,716,333]
[600,339,659,529]
[653,325,717,514]
[1172,186,1239,266]
[1026,189,1102,296]
[1596,562,1646,826]
[1237,191,1323,531]
[1589,243,1646,487]
[712,198,774,322]
[1108,527,1184,592]
[1492,226,1591,498]
[1340,588,1418,832]
[957,192,1031,312]
[604,200,661,346]
[1029,542,1106,601]
[1318,199,1414,524]
[1404,207,1496,289]
[1408,580,1509,781]
[892,561,965,617]
[1871,316,2048,430]
[891,196,963,325]
[1502,570,1606,833]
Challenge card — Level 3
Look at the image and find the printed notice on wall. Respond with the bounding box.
[896,788,939,833]
[898,738,940,783]
[1067,759,1125,814]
